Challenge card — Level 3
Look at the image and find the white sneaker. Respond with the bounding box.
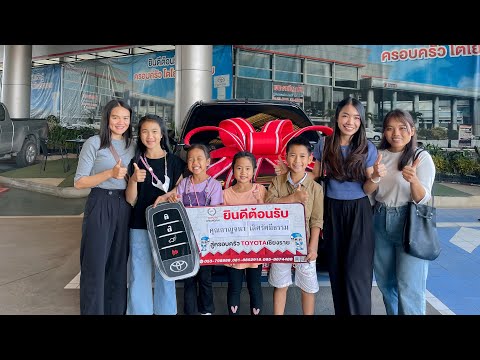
[201,312,212,315]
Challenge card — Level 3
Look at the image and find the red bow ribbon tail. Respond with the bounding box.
[280,125,333,154]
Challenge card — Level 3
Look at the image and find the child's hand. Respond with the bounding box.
[252,184,261,201]
[167,193,181,203]
[274,154,288,176]
[293,184,308,204]
[305,247,318,262]
[131,163,147,183]
[153,194,168,207]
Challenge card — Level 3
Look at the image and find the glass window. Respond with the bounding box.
[306,61,331,76]
[334,65,358,88]
[235,77,272,100]
[238,67,271,80]
[275,71,302,82]
[334,79,358,88]
[238,51,270,68]
[274,55,302,83]
[304,85,330,120]
[276,56,301,72]
[335,65,357,80]
[306,75,331,86]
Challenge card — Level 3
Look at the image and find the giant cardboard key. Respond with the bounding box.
[146,202,200,281]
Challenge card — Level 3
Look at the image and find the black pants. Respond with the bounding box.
[183,265,214,314]
[227,265,263,315]
[324,196,374,315]
[79,188,131,315]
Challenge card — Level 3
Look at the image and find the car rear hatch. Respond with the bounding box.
[176,99,330,186]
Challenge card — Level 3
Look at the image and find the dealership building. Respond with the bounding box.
[1,44,479,137]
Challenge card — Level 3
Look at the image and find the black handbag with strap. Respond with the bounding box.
[402,149,441,261]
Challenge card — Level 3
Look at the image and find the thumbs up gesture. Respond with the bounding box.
[402,155,421,184]
[372,152,387,180]
[274,154,288,176]
[252,183,262,202]
[131,163,147,183]
[112,159,127,180]
[293,183,308,204]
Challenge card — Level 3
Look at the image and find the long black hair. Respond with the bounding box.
[379,109,418,171]
[99,99,133,149]
[324,96,368,182]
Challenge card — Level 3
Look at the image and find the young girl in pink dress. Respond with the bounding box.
[223,151,267,315]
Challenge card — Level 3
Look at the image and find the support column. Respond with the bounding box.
[174,45,213,138]
[322,87,329,114]
[473,98,480,137]
[1,45,32,118]
[367,89,375,129]
[413,94,420,128]
[433,96,440,128]
[451,98,458,131]
[391,91,397,110]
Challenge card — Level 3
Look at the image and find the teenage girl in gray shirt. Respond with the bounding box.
[74,99,136,315]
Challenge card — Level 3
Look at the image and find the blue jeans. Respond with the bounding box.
[373,203,429,315]
[127,228,177,315]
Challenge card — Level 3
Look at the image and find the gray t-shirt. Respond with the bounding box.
[74,135,136,190]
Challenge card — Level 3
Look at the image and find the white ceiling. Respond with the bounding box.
[0,45,175,70]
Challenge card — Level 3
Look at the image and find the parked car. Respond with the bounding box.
[0,102,48,167]
[175,98,333,273]
[366,128,382,141]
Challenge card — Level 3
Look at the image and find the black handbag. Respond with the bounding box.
[402,149,441,261]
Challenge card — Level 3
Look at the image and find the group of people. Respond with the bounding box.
[74,95,435,316]
[311,97,434,315]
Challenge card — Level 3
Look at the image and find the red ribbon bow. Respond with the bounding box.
[184,118,332,187]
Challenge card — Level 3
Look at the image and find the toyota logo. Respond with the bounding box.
[170,260,188,272]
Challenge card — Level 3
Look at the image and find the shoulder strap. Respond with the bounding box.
[205,176,213,205]
[413,148,426,162]
[109,145,129,183]
[109,145,121,163]
[412,148,434,207]
[319,136,327,178]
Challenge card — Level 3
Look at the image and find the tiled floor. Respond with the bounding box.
[428,209,480,315]
[2,178,480,314]
[61,208,480,315]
